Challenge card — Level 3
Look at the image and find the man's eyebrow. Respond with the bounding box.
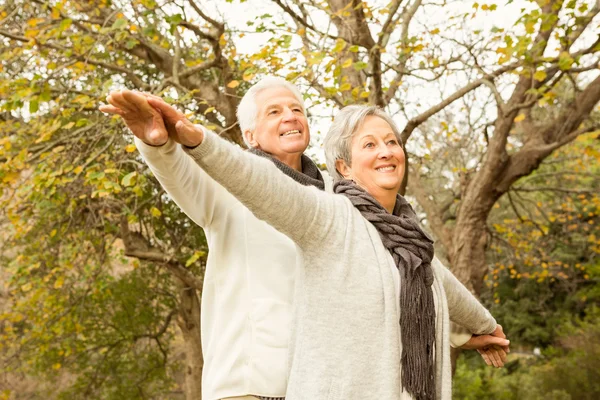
[264,104,281,111]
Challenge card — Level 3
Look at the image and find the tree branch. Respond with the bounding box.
[120,219,203,291]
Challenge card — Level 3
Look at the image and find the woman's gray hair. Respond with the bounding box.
[237,76,306,147]
[324,105,403,181]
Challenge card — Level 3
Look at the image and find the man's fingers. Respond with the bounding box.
[147,97,183,122]
[99,104,124,115]
[477,349,492,367]
[106,91,136,114]
[491,350,503,368]
[121,90,157,115]
[497,346,508,364]
[143,93,164,102]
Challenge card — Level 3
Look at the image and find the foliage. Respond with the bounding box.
[480,130,600,346]
[454,308,600,400]
[0,0,599,397]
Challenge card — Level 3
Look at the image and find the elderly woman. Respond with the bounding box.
[105,93,507,399]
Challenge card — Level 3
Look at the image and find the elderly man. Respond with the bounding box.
[101,77,508,400]
[101,77,330,400]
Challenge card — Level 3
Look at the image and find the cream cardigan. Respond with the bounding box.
[184,131,497,400]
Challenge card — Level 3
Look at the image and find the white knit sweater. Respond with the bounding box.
[185,131,497,400]
[135,136,332,400]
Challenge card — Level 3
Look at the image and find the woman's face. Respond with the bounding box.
[336,115,405,197]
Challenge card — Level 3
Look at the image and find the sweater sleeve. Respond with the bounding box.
[449,323,473,348]
[435,258,497,335]
[183,130,343,248]
[134,131,230,229]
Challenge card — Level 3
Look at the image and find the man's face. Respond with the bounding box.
[245,87,310,159]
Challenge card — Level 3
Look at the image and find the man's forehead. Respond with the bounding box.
[256,87,302,106]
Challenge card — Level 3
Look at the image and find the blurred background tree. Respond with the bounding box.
[0,0,598,398]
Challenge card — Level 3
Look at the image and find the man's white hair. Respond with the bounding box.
[236,76,306,147]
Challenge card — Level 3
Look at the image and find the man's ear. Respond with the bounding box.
[335,159,352,180]
[244,130,258,148]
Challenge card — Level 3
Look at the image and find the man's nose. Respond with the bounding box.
[282,107,297,121]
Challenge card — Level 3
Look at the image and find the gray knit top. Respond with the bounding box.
[185,131,496,400]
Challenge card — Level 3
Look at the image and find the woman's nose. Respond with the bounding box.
[378,144,392,158]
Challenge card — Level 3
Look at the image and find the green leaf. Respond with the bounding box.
[121,171,137,187]
[29,99,39,113]
[59,18,72,32]
[558,53,574,71]
[353,61,368,71]
[111,18,127,30]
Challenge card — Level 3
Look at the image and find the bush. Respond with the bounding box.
[454,308,600,400]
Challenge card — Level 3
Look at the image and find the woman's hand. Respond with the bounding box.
[145,95,204,148]
[460,329,510,368]
[99,90,204,148]
[99,90,169,146]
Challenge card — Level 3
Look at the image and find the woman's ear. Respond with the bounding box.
[335,159,352,180]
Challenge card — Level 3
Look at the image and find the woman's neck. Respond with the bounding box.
[377,195,396,214]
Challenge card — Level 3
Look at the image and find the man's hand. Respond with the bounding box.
[461,326,510,368]
[99,90,169,146]
[477,346,508,368]
[145,95,204,148]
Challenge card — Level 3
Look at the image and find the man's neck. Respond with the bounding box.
[273,153,303,172]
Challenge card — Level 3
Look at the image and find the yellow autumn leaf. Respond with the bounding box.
[342,58,353,68]
[150,207,162,217]
[514,114,526,122]
[2,172,20,184]
[73,166,83,175]
[340,82,352,91]
[125,144,136,153]
[227,80,240,88]
[21,282,32,292]
[53,363,61,370]
[54,277,64,289]
[533,70,547,82]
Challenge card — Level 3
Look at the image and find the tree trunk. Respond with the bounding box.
[176,285,203,400]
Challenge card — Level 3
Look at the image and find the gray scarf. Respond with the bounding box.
[334,179,436,400]
[248,148,325,190]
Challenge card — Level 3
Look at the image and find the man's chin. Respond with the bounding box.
[278,139,309,153]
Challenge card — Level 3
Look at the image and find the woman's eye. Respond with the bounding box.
[388,140,399,146]
[364,142,374,148]
[268,110,278,115]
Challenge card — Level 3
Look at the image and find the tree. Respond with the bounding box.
[1,0,599,398]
